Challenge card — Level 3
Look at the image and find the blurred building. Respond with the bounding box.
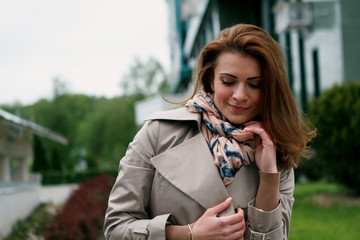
[273,0,360,109]
[135,0,360,124]
[0,109,67,238]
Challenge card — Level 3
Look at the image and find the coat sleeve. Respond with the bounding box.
[104,120,172,240]
[245,168,295,240]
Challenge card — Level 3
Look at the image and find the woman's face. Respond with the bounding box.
[211,51,261,125]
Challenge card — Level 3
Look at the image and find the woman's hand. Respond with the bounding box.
[243,121,277,173]
[191,197,245,240]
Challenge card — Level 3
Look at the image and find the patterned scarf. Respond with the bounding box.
[186,91,256,185]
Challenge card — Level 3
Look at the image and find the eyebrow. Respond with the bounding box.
[219,72,262,80]
[247,76,262,80]
[219,72,237,78]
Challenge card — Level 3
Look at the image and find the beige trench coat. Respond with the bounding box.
[104,107,295,240]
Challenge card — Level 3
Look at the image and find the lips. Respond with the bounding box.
[228,104,249,113]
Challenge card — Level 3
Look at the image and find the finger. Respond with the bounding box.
[208,197,232,215]
[244,126,270,141]
[226,220,245,233]
[236,208,245,218]
[219,209,244,225]
[244,125,264,134]
[227,226,245,240]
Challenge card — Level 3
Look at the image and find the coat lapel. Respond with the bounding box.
[226,163,259,208]
[150,133,235,214]
[148,107,235,215]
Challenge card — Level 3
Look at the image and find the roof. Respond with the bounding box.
[0,109,68,145]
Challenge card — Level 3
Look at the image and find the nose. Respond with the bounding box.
[232,83,248,101]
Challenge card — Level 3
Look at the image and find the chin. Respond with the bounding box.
[227,115,259,126]
[227,118,246,126]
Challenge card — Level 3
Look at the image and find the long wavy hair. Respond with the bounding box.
[182,23,316,169]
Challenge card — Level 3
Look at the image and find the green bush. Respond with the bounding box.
[307,82,360,194]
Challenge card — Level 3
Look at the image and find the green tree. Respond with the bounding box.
[2,57,169,181]
[53,77,69,98]
[32,135,50,172]
[24,93,97,172]
[120,57,169,97]
[75,57,169,169]
[77,96,141,169]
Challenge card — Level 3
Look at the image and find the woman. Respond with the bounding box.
[104,24,315,240]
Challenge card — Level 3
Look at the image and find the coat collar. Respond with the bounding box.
[145,107,203,130]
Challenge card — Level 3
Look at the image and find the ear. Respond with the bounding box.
[210,79,215,92]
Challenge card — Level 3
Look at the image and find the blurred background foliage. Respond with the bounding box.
[0,57,168,184]
[297,81,360,195]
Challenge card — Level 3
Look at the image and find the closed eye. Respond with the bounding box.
[248,82,261,88]
[247,77,261,88]
[219,73,237,86]
[221,78,236,86]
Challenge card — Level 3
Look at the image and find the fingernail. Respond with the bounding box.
[226,197,232,202]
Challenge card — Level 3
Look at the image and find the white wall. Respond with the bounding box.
[290,29,302,103]
[135,94,186,125]
[0,181,40,239]
[304,27,343,96]
[303,0,343,97]
[286,0,343,102]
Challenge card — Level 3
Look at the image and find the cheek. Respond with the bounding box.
[214,83,231,99]
[213,88,228,106]
[253,94,261,112]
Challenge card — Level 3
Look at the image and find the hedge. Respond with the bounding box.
[42,174,115,240]
[306,82,360,194]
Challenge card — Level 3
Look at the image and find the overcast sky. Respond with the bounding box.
[0,0,170,105]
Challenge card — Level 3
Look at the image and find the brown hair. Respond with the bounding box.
[183,23,316,169]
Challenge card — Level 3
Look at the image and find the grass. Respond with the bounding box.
[289,182,360,240]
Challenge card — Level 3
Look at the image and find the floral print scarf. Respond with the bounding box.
[186,91,256,185]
